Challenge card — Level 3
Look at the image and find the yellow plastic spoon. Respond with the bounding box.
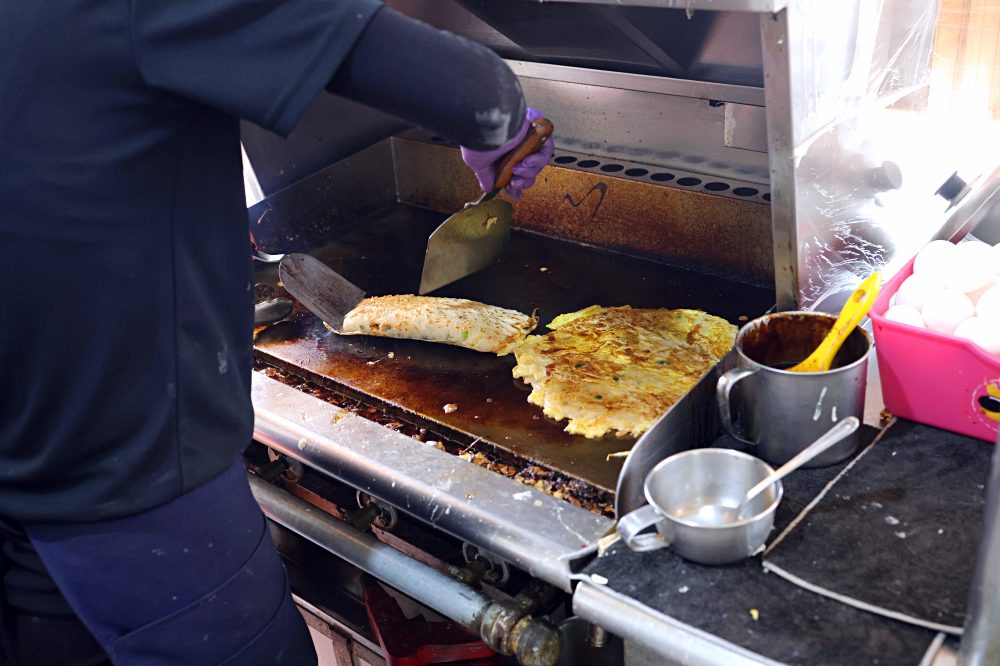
[788,272,883,373]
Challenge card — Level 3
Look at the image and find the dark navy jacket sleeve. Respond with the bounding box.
[327,8,525,150]
[129,0,383,136]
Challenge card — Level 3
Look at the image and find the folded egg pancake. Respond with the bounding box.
[340,295,537,355]
[512,306,736,438]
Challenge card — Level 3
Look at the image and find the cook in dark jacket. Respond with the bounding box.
[0,1,553,663]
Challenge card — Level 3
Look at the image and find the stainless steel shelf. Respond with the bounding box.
[507,60,766,106]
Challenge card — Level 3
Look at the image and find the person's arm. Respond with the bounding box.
[326,8,525,151]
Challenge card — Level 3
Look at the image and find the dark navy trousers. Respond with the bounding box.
[1,461,316,665]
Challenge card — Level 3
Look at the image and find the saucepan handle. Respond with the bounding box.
[716,367,758,445]
[617,505,669,552]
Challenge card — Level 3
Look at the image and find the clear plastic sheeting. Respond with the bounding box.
[772,0,1000,312]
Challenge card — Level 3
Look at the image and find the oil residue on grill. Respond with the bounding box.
[254,361,615,517]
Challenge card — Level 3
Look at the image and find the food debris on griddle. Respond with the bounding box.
[253,362,615,517]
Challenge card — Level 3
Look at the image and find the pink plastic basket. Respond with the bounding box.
[870,256,1000,442]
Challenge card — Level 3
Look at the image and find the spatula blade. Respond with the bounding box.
[278,254,365,333]
[418,199,512,295]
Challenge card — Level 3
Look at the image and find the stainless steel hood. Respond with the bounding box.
[440,0,764,86]
[389,0,781,86]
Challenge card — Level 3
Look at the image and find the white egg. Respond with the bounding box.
[977,284,1000,321]
[967,278,999,306]
[884,304,926,328]
[954,317,1000,355]
[913,240,958,282]
[921,289,975,335]
[894,273,947,311]
[944,242,997,294]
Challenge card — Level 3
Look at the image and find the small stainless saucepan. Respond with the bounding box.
[617,449,781,565]
[617,417,858,565]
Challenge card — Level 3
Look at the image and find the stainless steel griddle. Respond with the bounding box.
[253,183,773,500]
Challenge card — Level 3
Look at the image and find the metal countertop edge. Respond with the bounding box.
[251,372,613,593]
[535,0,787,15]
[573,582,783,666]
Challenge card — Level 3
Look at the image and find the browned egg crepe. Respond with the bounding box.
[512,306,736,438]
[341,295,537,355]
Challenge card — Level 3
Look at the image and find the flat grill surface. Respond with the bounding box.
[254,203,774,493]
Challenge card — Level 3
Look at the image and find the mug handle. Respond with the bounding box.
[618,505,670,552]
[716,367,758,446]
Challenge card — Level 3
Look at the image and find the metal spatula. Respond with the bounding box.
[418,118,554,295]
[278,254,365,333]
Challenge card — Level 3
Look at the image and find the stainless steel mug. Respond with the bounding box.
[716,311,872,467]
[617,448,782,565]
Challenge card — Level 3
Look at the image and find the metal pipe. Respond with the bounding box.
[957,433,1000,665]
[249,474,561,666]
[251,474,490,627]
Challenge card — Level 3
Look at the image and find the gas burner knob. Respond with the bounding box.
[266,448,304,482]
[462,543,511,586]
[355,491,399,531]
[255,457,289,483]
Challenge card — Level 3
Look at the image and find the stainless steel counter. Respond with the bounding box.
[573,582,782,666]
[252,372,612,593]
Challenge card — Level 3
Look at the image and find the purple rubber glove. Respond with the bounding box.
[460,108,555,201]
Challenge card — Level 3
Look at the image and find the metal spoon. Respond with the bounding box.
[721,416,861,523]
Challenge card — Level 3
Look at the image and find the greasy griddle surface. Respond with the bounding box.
[254,204,774,493]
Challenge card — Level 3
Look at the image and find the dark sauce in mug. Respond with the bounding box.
[741,313,869,371]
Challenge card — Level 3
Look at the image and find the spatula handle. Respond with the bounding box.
[492,118,554,191]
